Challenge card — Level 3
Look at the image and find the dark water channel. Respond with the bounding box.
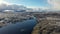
[0,19,37,34]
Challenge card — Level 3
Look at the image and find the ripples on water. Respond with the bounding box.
[0,19,37,34]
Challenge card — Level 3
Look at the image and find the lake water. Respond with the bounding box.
[0,19,37,34]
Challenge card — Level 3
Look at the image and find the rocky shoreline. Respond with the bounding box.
[32,18,60,34]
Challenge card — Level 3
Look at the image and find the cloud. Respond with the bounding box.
[0,0,50,12]
[0,0,27,11]
[48,0,60,10]
[0,3,26,11]
[0,0,10,5]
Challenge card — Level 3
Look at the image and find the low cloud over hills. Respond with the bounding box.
[0,3,45,12]
[0,3,27,12]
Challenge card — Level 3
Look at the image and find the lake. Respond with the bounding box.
[0,19,37,34]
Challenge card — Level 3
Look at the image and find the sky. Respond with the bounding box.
[0,0,60,10]
[4,0,49,8]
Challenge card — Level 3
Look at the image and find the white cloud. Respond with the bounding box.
[27,6,49,10]
[0,3,26,11]
[48,0,60,10]
[0,0,27,11]
[0,0,51,12]
[0,0,10,5]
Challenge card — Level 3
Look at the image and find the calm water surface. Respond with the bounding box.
[0,19,37,34]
